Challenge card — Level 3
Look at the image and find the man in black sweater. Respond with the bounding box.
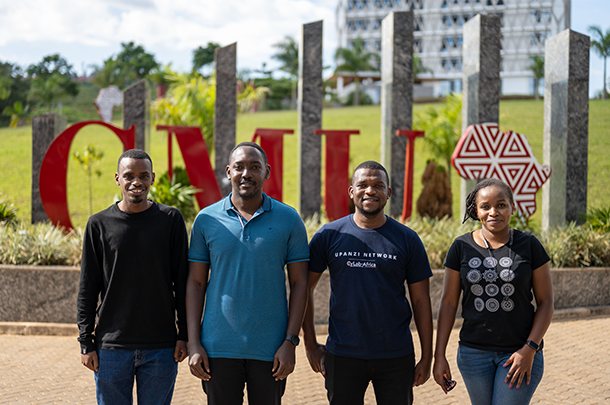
[77,149,189,405]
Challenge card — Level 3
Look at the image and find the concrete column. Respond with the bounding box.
[214,43,237,197]
[460,14,501,218]
[542,29,589,230]
[381,11,413,217]
[297,21,323,219]
[123,79,150,151]
[31,113,67,224]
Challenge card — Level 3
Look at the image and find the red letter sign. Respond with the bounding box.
[157,126,223,210]
[396,129,425,221]
[314,129,360,221]
[252,128,294,201]
[39,121,135,231]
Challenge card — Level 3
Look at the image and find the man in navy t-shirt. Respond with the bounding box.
[302,161,433,405]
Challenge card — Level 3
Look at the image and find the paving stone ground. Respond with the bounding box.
[1,316,609,404]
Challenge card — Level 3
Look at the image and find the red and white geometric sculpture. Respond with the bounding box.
[452,123,551,219]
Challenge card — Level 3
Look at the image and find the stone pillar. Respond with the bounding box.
[297,21,323,219]
[214,42,237,197]
[31,113,67,224]
[380,11,413,217]
[123,79,150,151]
[542,29,589,230]
[460,14,501,218]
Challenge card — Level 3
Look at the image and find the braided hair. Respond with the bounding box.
[462,178,515,223]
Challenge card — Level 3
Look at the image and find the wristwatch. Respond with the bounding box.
[285,334,300,346]
[525,339,543,352]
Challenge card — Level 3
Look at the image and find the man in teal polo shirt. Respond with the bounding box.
[186,141,309,405]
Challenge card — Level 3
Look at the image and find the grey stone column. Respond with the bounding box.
[542,29,589,230]
[31,113,67,224]
[297,21,323,219]
[460,14,501,218]
[380,11,413,217]
[123,79,150,151]
[214,42,237,197]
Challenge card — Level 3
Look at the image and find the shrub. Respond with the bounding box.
[540,223,610,268]
[149,168,200,221]
[585,206,610,232]
[0,222,82,266]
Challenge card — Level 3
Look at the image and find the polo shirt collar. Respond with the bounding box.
[223,192,273,215]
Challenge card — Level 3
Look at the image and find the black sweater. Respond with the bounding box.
[77,202,189,354]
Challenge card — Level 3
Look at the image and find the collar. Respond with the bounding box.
[222,192,273,214]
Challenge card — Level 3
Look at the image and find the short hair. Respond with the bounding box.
[229,142,268,165]
[462,178,515,223]
[117,149,153,172]
[352,160,390,185]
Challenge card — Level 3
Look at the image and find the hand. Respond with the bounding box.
[503,346,536,389]
[188,343,211,381]
[81,350,99,372]
[305,342,326,376]
[433,356,452,394]
[413,356,431,387]
[174,340,188,362]
[272,340,296,381]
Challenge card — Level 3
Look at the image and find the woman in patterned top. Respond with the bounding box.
[433,178,554,405]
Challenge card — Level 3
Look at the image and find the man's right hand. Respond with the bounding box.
[188,343,211,381]
[81,351,99,372]
[305,342,326,376]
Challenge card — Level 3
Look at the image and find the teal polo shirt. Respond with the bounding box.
[188,193,309,361]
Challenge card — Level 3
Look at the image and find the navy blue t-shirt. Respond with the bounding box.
[309,215,432,359]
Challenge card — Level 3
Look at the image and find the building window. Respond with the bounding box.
[414,38,422,53]
[531,9,551,24]
[374,40,381,51]
[373,18,382,30]
[363,0,370,9]
[530,31,548,46]
[357,1,363,10]
[415,15,423,31]
[348,1,354,10]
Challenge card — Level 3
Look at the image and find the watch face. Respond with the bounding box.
[286,335,300,346]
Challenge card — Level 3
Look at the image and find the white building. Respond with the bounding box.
[336,0,570,98]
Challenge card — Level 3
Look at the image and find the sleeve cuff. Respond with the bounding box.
[80,340,97,355]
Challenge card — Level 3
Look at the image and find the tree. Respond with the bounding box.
[92,42,158,89]
[529,55,544,100]
[413,92,462,188]
[2,101,29,127]
[271,36,299,109]
[193,43,221,74]
[27,54,79,110]
[0,62,30,126]
[588,25,610,99]
[334,37,380,106]
[237,80,270,113]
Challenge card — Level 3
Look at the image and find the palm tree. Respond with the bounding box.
[529,55,544,100]
[335,37,380,106]
[271,36,299,109]
[588,25,610,99]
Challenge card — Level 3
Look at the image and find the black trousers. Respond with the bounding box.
[324,351,415,405]
[201,357,286,405]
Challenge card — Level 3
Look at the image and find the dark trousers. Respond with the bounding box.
[324,351,415,405]
[202,357,286,405]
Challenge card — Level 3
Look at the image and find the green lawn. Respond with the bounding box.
[2,99,609,230]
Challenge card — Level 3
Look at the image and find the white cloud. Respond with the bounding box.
[0,0,337,73]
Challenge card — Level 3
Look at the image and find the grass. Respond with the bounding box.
[1,99,609,230]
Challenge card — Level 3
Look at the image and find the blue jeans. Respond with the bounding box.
[457,345,544,405]
[94,348,178,405]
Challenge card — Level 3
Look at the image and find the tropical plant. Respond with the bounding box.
[529,55,544,100]
[344,88,373,106]
[73,144,104,216]
[151,70,216,147]
[271,36,299,109]
[0,74,11,100]
[2,101,29,127]
[588,25,610,99]
[0,62,30,127]
[0,194,18,224]
[237,80,271,113]
[584,206,610,232]
[193,42,221,75]
[148,63,174,99]
[540,223,610,268]
[413,92,462,187]
[335,37,380,106]
[26,54,79,111]
[149,172,199,221]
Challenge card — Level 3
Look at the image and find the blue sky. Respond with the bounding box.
[0,0,607,96]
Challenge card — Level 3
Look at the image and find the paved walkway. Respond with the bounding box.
[1,316,609,404]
